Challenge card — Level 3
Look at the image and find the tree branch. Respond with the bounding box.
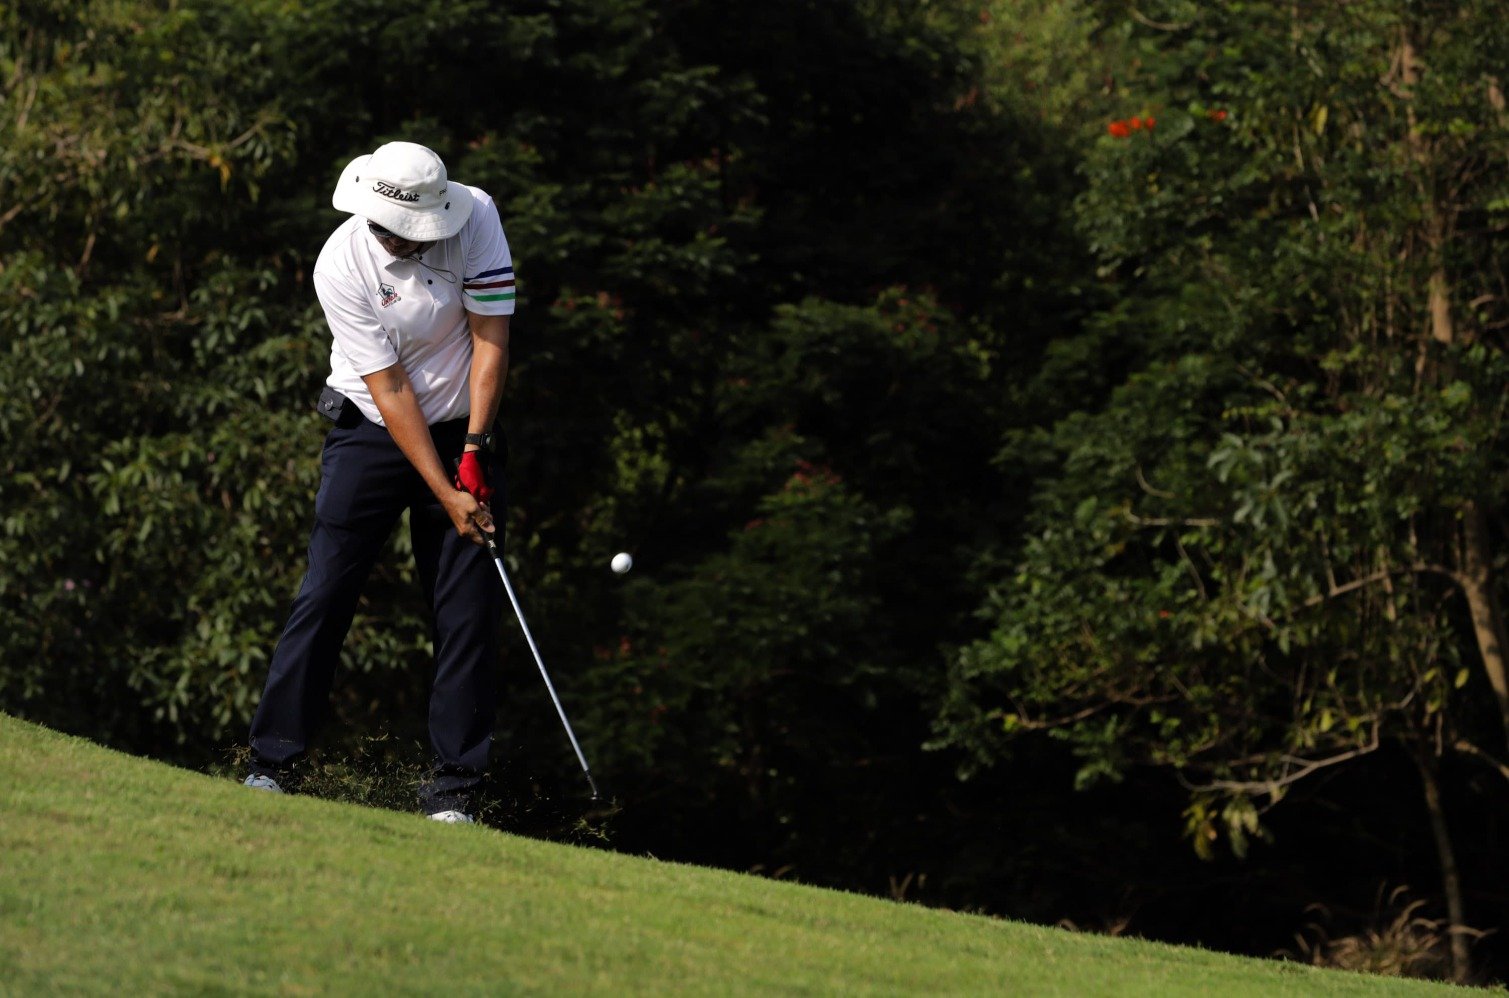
[1178,733,1381,796]
[1135,464,1176,499]
[1008,692,1181,732]
[1125,513,1222,529]
[1301,563,1459,608]
[1453,739,1509,783]
[1129,7,1191,31]
[1174,532,1210,602]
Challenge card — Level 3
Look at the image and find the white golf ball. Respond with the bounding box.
[611,552,633,574]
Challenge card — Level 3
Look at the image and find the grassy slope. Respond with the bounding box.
[0,715,1481,996]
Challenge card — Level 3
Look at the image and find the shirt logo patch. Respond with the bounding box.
[377,282,401,307]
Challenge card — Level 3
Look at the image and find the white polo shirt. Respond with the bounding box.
[313,184,516,426]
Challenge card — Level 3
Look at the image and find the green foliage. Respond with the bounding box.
[599,441,905,775]
[0,0,1080,902]
[938,0,1509,869]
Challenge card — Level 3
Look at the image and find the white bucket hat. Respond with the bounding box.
[332,141,475,241]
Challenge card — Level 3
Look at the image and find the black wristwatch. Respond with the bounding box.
[464,432,496,451]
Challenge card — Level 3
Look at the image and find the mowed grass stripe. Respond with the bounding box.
[0,715,1478,995]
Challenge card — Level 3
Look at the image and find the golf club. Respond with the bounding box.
[484,531,602,801]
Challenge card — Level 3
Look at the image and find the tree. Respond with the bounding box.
[938,1,1509,980]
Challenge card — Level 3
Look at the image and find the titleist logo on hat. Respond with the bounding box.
[373,181,421,203]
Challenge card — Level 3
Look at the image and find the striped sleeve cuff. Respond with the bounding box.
[464,266,516,304]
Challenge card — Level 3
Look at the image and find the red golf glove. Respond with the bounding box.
[454,451,493,504]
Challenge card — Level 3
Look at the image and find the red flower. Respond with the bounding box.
[1107,120,1131,138]
[1145,116,1156,129]
[1208,108,1228,122]
[1129,116,1144,131]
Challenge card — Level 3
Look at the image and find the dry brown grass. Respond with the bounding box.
[1282,885,1492,981]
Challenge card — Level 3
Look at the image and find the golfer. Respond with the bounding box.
[243,141,515,824]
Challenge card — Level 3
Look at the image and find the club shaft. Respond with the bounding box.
[489,542,600,798]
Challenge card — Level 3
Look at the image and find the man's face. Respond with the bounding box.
[367,220,427,259]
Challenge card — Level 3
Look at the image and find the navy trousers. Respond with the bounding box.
[249,415,503,813]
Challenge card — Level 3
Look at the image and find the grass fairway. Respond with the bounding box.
[0,715,1483,995]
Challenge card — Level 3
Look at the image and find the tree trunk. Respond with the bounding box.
[1427,259,1454,346]
[1461,502,1509,754]
[1392,27,1509,755]
[1414,750,1470,983]
[1395,28,1455,350]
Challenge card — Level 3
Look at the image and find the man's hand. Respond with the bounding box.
[443,489,495,547]
[454,450,494,503]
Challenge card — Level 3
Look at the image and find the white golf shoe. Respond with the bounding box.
[243,773,285,793]
[427,810,475,824]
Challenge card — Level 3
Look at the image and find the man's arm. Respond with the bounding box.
[464,313,510,452]
[361,364,493,545]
